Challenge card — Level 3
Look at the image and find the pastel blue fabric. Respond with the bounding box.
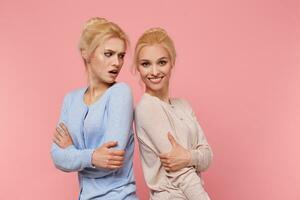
[51,82,137,200]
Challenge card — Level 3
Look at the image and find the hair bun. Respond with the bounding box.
[145,27,167,34]
[83,17,109,30]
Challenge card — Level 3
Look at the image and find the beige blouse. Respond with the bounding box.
[135,93,213,200]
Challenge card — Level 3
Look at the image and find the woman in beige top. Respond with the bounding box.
[134,28,213,200]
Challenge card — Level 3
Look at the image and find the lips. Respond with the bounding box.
[148,76,164,84]
[108,69,119,77]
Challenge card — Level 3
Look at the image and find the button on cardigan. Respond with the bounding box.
[51,82,137,200]
[135,93,212,200]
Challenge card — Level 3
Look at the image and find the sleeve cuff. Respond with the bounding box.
[66,145,94,169]
[80,148,94,168]
[190,149,202,167]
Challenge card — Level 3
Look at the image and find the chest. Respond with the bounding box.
[66,100,109,149]
[164,105,199,148]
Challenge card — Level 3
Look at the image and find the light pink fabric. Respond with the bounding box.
[135,93,212,200]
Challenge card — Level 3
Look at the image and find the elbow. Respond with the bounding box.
[53,163,73,173]
[50,150,82,172]
[197,149,213,173]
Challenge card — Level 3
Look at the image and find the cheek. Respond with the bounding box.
[137,67,147,77]
[161,65,172,76]
[139,72,148,80]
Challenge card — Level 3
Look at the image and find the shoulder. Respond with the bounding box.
[109,82,132,97]
[172,98,193,112]
[62,87,86,104]
[66,87,85,97]
[135,94,163,117]
[107,82,133,106]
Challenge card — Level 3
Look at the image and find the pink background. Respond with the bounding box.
[0,0,299,199]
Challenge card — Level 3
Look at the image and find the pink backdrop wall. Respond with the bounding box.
[0,0,299,199]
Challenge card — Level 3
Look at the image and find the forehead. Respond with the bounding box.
[139,44,169,60]
[101,37,126,52]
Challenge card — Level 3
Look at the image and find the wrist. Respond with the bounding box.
[186,150,192,167]
[91,149,96,168]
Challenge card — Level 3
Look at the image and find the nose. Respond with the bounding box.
[151,65,159,76]
[112,55,121,67]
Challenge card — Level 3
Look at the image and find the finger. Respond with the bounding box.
[167,132,177,147]
[53,137,61,146]
[160,158,167,164]
[54,131,63,141]
[110,155,124,162]
[107,165,122,169]
[59,123,69,135]
[160,159,170,165]
[103,141,118,148]
[56,127,64,137]
[164,167,171,172]
[161,162,169,167]
[108,160,123,166]
[110,150,125,156]
[159,154,168,159]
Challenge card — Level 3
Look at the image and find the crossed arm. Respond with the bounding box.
[135,99,212,199]
[51,84,134,172]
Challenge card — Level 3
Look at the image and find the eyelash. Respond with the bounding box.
[141,62,150,67]
[158,60,167,66]
[104,52,125,59]
[104,52,113,57]
[140,60,167,67]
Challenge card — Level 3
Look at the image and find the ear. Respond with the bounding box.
[81,49,89,62]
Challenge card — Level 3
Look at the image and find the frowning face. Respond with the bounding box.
[86,37,126,85]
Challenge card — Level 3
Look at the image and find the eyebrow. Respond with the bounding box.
[139,57,168,62]
[104,49,126,54]
[157,57,168,60]
[139,59,150,62]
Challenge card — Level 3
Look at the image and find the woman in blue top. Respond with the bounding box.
[51,17,137,200]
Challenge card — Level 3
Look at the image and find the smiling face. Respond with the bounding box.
[137,44,173,95]
[85,37,126,85]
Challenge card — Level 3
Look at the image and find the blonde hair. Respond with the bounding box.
[133,27,176,72]
[78,17,129,65]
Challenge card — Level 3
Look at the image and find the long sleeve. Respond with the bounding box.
[135,98,210,200]
[135,101,173,155]
[78,83,135,178]
[102,83,133,150]
[50,93,94,172]
[181,100,213,173]
[190,122,213,173]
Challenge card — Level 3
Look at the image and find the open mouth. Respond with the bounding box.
[108,69,119,75]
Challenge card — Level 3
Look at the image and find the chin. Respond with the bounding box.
[107,76,118,83]
[146,84,164,93]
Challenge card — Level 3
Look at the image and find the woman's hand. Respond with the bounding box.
[91,141,125,169]
[53,123,74,148]
[159,132,191,172]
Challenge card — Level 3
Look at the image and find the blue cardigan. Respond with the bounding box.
[51,82,137,200]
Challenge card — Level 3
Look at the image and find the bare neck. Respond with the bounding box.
[146,85,170,104]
